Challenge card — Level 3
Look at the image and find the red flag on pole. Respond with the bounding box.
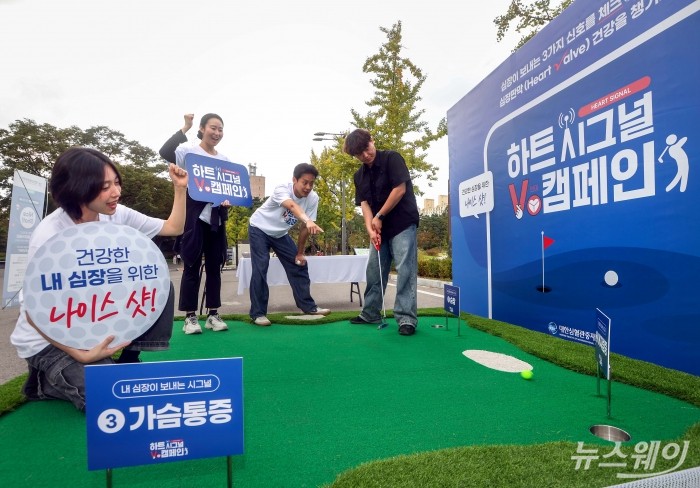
[543,236,554,249]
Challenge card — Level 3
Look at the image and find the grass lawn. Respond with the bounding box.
[1,309,698,487]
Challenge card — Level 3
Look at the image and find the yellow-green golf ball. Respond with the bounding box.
[521,370,533,380]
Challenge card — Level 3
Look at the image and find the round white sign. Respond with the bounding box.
[22,222,170,349]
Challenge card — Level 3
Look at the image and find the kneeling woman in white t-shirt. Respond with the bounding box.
[10,147,188,412]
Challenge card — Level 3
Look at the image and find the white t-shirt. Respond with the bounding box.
[249,183,318,238]
[175,144,231,223]
[10,206,164,359]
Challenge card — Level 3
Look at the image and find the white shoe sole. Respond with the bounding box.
[205,323,228,331]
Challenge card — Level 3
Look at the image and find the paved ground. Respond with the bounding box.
[0,263,448,384]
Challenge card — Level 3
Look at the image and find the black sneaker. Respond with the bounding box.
[350,315,373,324]
[398,324,416,336]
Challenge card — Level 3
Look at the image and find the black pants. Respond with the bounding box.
[178,220,225,312]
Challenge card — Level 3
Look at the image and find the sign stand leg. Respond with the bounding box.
[445,311,449,331]
[607,371,612,419]
[105,468,112,488]
[227,456,233,487]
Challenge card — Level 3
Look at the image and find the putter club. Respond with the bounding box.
[374,240,388,329]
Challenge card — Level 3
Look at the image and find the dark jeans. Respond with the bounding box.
[23,283,175,412]
[248,225,317,319]
[179,220,225,312]
[361,224,418,326]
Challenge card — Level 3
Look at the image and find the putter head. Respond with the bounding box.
[377,321,388,330]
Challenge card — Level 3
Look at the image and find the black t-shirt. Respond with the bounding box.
[353,150,419,240]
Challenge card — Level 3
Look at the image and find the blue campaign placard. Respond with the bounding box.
[444,284,460,316]
[595,309,611,380]
[184,153,253,207]
[447,0,700,375]
[85,358,244,470]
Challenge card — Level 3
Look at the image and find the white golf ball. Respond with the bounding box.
[604,270,619,286]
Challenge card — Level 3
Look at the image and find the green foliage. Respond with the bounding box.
[417,255,452,280]
[347,213,370,251]
[225,196,264,244]
[118,165,173,219]
[310,144,358,254]
[494,0,574,51]
[0,119,168,251]
[304,21,448,254]
[348,21,447,196]
[417,211,448,250]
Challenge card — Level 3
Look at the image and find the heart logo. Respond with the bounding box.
[527,195,541,215]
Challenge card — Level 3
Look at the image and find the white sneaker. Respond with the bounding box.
[183,315,202,335]
[310,307,331,316]
[253,316,272,326]
[205,314,228,331]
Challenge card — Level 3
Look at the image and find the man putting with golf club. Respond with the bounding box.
[343,129,419,336]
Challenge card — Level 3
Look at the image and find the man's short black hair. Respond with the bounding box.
[293,163,319,180]
[343,128,372,156]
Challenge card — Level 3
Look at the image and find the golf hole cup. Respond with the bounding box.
[22,222,170,349]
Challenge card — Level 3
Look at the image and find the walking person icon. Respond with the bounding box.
[658,133,689,192]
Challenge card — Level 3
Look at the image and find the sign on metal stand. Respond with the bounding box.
[86,358,244,487]
[594,308,612,418]
[433,284,461,335]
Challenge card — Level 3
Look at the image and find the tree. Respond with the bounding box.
[225,196,265,244]
[350,21,447,195]
[417,211,449,252]
[494,0,574,51]
[307,21,447,255]
[310,144,358,254]
[0,119,171,251]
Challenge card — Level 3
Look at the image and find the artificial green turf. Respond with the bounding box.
[1,315,698,487]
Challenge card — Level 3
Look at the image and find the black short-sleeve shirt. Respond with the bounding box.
[353,150,419,240]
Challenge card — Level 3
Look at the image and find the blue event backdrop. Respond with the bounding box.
[447,1,698,375]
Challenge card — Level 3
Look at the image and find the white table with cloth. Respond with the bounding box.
[236,255,368,303]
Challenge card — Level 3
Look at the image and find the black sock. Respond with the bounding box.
[117,350,141,364]
[208,310,218,316]
[186,312,196,318]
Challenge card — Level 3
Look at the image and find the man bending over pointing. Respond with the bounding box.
[247,163,331,326]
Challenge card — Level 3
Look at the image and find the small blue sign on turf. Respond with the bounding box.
[85,358,244,470]
[185,153,253,207]
[444,284,460,316]
[595,309,611,380]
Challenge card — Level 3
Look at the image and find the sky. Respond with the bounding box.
[0,0,520,206]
